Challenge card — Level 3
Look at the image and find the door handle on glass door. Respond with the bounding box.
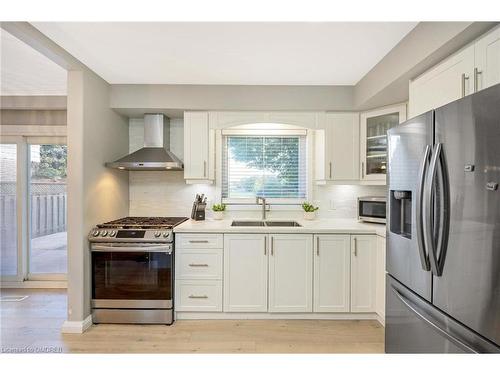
[416,145,431,271]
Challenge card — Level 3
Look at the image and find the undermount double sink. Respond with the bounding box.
[231,220,302,227]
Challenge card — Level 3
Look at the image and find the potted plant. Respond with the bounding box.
[212,203,226,220]
[301,202,319,220]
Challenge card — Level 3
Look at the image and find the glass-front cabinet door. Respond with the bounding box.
[360,104,407,182]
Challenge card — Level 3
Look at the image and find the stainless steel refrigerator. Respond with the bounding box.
[385,83,500,353]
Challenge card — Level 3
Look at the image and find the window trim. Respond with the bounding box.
[215,126,314,208]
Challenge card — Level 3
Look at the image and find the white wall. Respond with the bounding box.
[111,85,354,112]
[128,118,385,219]
[66,69,129,323]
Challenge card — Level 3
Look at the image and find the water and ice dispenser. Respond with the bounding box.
[390,190,412,238]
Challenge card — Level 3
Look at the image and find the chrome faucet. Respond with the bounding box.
[256,196,268,220]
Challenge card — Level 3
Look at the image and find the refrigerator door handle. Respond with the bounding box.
[424,143,450,276]
[424,143,441,276]
[416,145,432,271]
[392,286,477,353]
[434,144,450,276]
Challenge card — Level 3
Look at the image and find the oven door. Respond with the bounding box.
[358,199,386,223]
[91,243,173,309]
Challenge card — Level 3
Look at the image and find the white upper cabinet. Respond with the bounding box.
[409,44,475,118]
[360,104,406,182]
[223,234,268,312]
[409,25,500,118]
[475,26,500,92]
[183,111,214,183]
[350,235,377,313]
[314,112,359,183]
[313,235,351,313]
[269,234,313,313]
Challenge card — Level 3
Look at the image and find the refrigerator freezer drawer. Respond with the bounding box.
[385,275,500,353]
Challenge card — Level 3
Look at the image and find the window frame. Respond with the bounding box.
[215,126,314,208]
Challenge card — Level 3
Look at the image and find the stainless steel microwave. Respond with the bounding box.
[358,196,386,223]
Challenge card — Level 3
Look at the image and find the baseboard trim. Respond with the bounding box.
[376,313,385,327]
[176,312,379,320]
[61,315,93,334]
[1,280,67,289]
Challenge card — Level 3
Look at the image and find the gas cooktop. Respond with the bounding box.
[97,216,189,229]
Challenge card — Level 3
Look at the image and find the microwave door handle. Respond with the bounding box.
[416,145,431,271]
[91,244,172,253]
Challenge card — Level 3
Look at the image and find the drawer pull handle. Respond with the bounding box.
[188,263,209,267]
[189,240,209,243]
[188,295,208,299]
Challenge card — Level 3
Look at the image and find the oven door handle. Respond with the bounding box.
[91,244,173,253]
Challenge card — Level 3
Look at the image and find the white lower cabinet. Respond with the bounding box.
[176,232,380,317]
[223,234,268,312]
[375,235,386,322]
[313,235,351,312]
[269,234,313,312]
[176,249,222,280]
[350,235,377,312]
[175,280,222,312]
[175,234,223,312]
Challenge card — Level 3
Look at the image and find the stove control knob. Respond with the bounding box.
[162,232,169,238]
[154,231,161,238]
[92,230,100,237]
[109,230,116,237]
[101,230,108,237]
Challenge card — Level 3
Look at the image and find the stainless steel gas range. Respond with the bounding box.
[88,216,188,324]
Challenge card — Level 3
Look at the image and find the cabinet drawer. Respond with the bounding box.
[175,280,222,312]
[176,234,223,249]
[176,249,222,279]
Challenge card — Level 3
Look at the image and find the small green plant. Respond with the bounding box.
[212,203,227,212]
[301,202,319,212]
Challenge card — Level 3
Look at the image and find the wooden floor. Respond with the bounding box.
[0,288,384,353]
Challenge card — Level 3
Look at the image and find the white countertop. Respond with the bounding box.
[174,218,386,237]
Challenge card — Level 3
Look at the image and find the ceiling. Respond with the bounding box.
[32,22,417,86]
[1,29,67,96]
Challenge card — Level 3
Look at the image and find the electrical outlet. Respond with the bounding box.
[329,199,336,210]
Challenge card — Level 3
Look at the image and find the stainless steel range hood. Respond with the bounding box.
[106,114,183,171]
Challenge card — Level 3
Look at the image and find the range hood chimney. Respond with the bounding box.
[106,114,183,171]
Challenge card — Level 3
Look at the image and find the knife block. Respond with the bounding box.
[191,202,206,221]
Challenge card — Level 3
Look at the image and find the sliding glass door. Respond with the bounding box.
[0,143,19,279]
[0,137,67,283]
[28,143,67,279]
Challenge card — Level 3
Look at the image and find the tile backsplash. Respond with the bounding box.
[128,118,386,219]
